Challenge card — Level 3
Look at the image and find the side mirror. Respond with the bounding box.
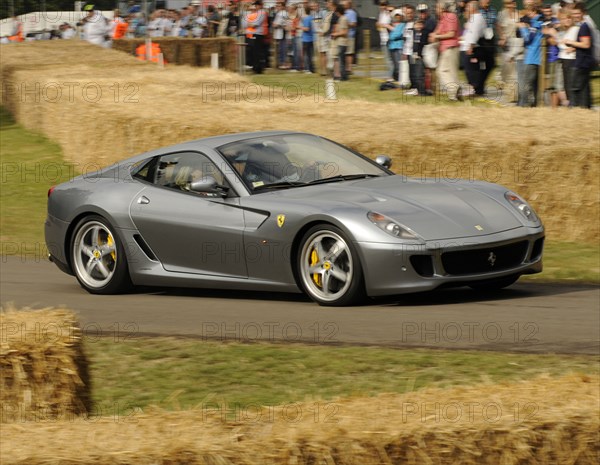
[375,155,392,169]
[189,176,229,197]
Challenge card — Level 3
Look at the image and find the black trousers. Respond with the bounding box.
[409,57,425,94]
[249,35,266,74]
[572,66,591,109]
[476,44,495,95]
[461,50,480,92]
[561,59,575,104]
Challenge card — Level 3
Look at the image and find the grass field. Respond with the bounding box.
[0,107,76,254]
[88,336,599,414]
[1,105,597,281]
[251,57,600,107]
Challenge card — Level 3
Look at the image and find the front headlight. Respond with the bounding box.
[505,191,539,223]
[367,212,421,240]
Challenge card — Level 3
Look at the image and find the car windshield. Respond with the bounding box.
[218,134,387,192]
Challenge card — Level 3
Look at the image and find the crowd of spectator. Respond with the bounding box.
[377,0,597,107]
[2,0,597,107]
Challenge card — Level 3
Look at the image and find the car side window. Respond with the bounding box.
[148,152,228,195]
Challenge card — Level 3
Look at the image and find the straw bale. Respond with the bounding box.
[1,374,597,464]
[112,38,237,70]
[177,40,199,66]
[0,306,91,422]
[0,41,598,243]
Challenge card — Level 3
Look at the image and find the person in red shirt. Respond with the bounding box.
[430,1,461,100]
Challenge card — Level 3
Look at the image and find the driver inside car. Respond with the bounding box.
[229,143,322,188]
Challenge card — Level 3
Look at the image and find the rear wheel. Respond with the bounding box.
[71,215,131,294]
[297,225,365,306]
[469,274,520,291]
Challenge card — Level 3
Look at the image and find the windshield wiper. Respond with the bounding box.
[306,174,382,185]
[252,174,381,191]
[252,180,308,191]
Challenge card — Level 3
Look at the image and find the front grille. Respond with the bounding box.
[441,241,529,276]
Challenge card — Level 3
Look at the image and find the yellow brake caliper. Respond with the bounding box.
[106,234,116,261]
[310,248,322,288]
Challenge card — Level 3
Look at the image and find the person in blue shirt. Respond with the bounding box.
[343,0,357,76]
[302,2,316,73]
[517,8,544,106]
[385,12,406,83]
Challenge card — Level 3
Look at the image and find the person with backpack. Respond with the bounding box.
[564,2,594,108]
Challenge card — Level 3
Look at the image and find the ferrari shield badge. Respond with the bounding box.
[277,214,286,228]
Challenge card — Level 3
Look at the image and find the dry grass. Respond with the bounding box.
[0,307,597,463]
[0,307,91,422]
[0,41,598,242]
[1,373,598,465]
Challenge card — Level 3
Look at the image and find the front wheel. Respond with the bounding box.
[297,225,365,306]
[469,274,520,291]
[71,215,132,294]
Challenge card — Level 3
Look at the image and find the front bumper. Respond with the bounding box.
[358,227,545,296]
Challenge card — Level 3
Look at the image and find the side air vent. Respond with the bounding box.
[133,234,158,261]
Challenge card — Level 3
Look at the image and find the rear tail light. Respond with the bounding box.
[48,186,55,197]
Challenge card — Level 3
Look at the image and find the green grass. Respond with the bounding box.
[87,336,599,413]
[0,106,597,282]
[252,54,600,106]
[524,242,599,283]
[0,107,77,252]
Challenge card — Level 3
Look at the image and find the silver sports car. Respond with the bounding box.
[45,131,544,306]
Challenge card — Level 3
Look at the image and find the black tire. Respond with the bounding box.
[70,215,132,294]
[469,274,520,291]
[297,225,365,306]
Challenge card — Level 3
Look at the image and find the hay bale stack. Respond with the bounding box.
[0,41,598,243]
[1,374,598,464]
[176,39,199,66]
[0,307,91,422]
[154,38,180,64]
[112,38,237,70]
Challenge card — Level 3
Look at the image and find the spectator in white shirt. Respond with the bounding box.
[376,2,393,76]
[460,1,486,96]
[81,4,111,47]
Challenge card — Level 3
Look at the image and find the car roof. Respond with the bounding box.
[153,130,300,153]
[99,131,312,182]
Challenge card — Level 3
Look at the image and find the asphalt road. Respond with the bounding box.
[1,256,598,355]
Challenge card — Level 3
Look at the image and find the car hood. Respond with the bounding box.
[267,176,524,240]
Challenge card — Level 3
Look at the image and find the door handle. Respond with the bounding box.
[137,196,150,205]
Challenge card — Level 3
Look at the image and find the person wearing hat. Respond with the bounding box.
[81,3,111,47]
[416,4,437,95]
